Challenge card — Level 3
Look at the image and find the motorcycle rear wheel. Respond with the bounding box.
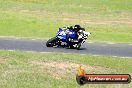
[76,39,83,50]
[76,42,81,50]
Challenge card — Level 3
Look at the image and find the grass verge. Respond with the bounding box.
[0,0,132,43]
[0,50,132,88]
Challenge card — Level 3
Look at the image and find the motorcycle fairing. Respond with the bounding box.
[68,30,76,39]
[56,28,76,42]
[56,28,67,41]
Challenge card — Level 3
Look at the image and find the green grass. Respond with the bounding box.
[0,10,60,38]
[0,50,132,88]
[0,1,132,88]
[0,0,132,43]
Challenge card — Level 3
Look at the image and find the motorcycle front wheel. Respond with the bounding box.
[46,37,56,47]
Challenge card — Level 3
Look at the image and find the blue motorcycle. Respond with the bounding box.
[46,27,91,49]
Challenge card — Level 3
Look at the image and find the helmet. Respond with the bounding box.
[74,24,81,30]
[74,24,81,28]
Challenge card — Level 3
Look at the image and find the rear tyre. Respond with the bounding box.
[76,39,83,50]
[76,42,81,50]
[46,37,56,47]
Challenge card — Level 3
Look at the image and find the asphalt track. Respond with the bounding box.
[0,38,132,57]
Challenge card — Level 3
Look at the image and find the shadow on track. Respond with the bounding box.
[53,46,87,50]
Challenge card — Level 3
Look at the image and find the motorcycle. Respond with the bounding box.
[46,27,91,50]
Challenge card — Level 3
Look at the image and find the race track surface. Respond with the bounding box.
[0,38,132,57]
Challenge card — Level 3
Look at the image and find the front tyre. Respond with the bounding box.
[46,37,56,47]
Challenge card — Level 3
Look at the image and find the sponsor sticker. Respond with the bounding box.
[76,65,131,85]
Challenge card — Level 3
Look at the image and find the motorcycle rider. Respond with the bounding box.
[63,24,83,42]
